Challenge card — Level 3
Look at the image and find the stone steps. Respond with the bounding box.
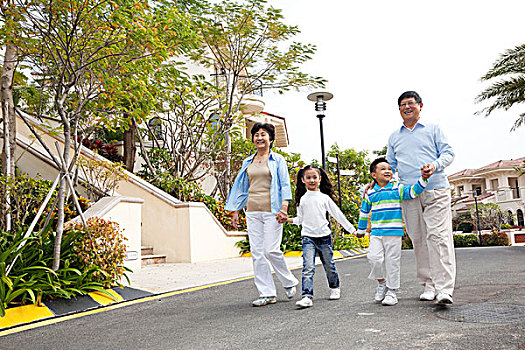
[141,246,166,266]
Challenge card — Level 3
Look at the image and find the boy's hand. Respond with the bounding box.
[421,163,435,180]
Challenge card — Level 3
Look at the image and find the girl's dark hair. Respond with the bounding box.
[295,165,335,206]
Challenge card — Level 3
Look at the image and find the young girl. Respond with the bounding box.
[286,165,357,308]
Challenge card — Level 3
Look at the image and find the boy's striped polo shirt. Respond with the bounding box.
[357,177,428,236]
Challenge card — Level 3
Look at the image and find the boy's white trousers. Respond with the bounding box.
[246,212,298,297]
[367,235,402,290]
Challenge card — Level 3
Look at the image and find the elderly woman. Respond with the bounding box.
[226,123,299,307]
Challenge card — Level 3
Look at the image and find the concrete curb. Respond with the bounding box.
[0,287,153,331]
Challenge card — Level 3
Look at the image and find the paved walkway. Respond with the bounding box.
[127,256,303,294]
[2,247,524,349]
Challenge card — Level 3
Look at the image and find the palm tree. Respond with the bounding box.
[476,43,525,131]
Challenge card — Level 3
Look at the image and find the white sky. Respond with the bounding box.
[263,0,524,174]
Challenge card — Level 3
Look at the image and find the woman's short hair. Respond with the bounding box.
[250,123,275,142]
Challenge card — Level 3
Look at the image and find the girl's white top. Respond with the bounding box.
[292,190,356,238]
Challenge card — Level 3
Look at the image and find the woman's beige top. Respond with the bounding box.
[246,161,272,212]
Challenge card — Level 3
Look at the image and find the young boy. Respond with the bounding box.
[357,157,430,306]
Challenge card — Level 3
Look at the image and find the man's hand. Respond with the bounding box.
[421,163,435,180]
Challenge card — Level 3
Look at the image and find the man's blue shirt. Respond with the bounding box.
[387,120,454,190]
[225,151,292,214]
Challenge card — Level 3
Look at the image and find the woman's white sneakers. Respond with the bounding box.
[252,296,277,307]
[296,297,313,308]
[284,286,297,299]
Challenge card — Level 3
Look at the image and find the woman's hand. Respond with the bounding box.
[231,211,239,229]
[276,210,288,224]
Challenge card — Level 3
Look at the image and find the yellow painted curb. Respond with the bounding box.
[332,251,344,258]
[283,251,302,257]
[88,289,124,305]
[0,304,54,329]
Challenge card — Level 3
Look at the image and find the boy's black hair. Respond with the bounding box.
[370,157,389,173]
[295,165,335,206]
[397,91,422,106]
[250,123,275,142]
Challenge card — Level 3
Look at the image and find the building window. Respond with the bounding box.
[458,185,464,196]
[490,179,498,191]
[509,177,520,199]
[518,209,524,227]
[474,186,482,196]
[507,210,515,226]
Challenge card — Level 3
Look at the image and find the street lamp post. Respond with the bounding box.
[473,191,482,245]
[307,92,333,169]
[327,154,342,209]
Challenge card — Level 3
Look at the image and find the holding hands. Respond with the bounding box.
[421,163,435,180]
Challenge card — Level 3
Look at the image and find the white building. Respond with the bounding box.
[448,157,525,227]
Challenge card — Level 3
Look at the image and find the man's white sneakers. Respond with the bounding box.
[436,292,453,305]
[419,290,435,301]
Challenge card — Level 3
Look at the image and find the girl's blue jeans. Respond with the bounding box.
[301,235,340,298]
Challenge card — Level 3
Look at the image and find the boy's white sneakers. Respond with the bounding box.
[382,290,398,306]
[296,297,313,308]
[419,290,435,301]
[329,288,340,300]
[374,284,387,303]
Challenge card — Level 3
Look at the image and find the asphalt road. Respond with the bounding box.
[3,246,525,350]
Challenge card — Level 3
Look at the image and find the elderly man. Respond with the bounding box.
[387,91,456,305]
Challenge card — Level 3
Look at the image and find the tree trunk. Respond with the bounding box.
[123,117,136,172]
[1,43,18,231]
[52,96,71,271]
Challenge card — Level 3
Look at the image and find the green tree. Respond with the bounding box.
[326,144,370,225]
[16,0,196,269]
[469,203,513,233]
[192,0,326,198]
[476,43,525,131]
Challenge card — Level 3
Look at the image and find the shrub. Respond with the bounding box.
[0,173,89,233]
[481,232,510,246]
[333,233,369,251]
[0,226,116,316]
[402,234,413,249]
[69,217,129,287]
[453,234,479,247]
[77,156,127,202]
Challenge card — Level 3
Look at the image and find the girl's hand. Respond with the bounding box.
[231,211,239,229]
